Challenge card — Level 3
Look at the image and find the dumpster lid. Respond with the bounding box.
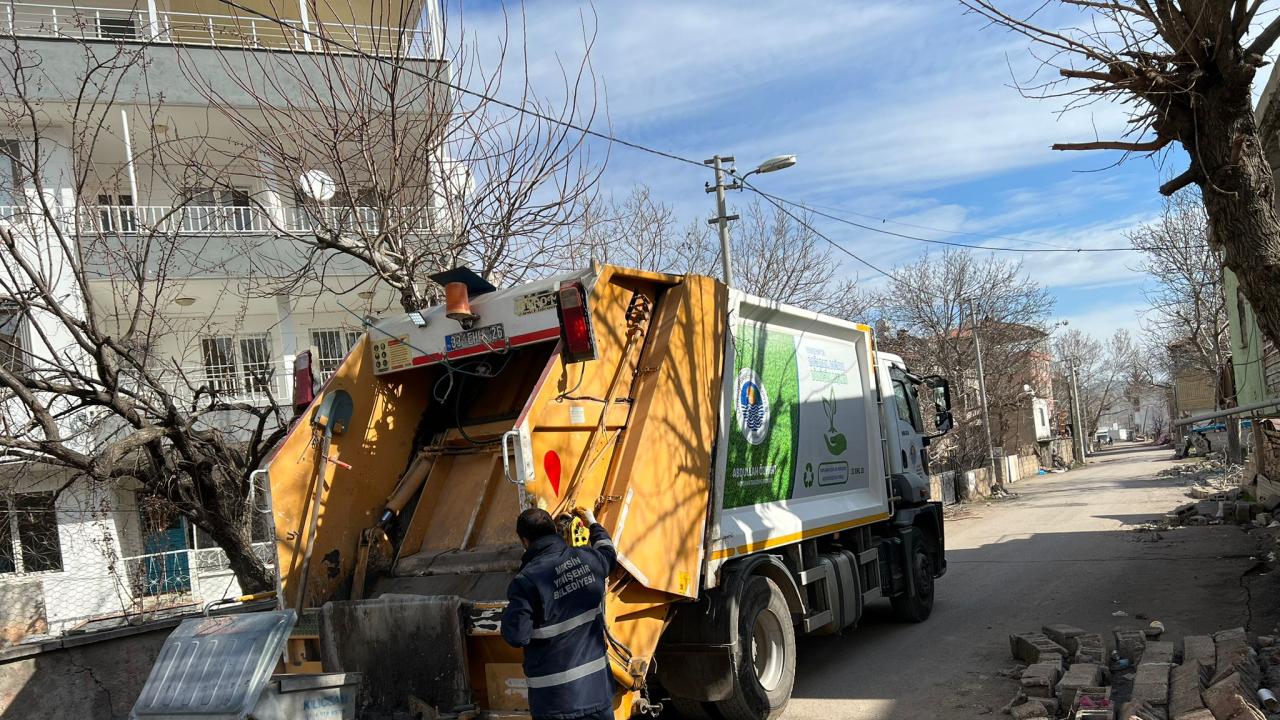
[131,609,297,720]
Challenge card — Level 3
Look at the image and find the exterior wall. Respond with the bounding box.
[7,38,445,109]
[1174,367,1217,416]
[0,621,172,720]
[935,447,1048,502]
[0,466,272,645]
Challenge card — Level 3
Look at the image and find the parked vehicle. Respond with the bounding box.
[261,264,954,720]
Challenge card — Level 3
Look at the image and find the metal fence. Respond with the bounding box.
[0,2,425,57]
[0,203,441,237]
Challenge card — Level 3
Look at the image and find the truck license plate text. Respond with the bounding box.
[446,323,507,352]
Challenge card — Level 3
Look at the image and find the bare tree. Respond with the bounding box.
[729,199,869,318]
[556,185,714,274]
[1130,193,1229,384]
[875,250,1055,472]
[960,0,1280,354]
[0,36,284,593]
[170,0,602,311]
[560,188,869,316]
[1053,328,1141,439]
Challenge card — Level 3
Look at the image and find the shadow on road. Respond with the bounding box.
[786,526,1264,719]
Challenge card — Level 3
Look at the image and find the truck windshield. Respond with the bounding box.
[889,366,923,433]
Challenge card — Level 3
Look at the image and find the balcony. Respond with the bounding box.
[0,204,441,236]
[0,2,425,57]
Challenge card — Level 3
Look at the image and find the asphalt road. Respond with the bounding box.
[781,444,1276,719]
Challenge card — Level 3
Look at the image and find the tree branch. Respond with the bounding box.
[1159,165,1204,195]
[1245,14,1280,58]
[1052,138,1170,152]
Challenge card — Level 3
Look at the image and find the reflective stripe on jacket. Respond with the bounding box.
[501,523,618,720]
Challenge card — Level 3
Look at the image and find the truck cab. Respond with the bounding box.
[876,351,953,506]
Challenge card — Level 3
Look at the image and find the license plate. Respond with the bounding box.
[445,323,506,352]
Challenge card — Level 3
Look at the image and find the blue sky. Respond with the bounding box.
[451,0,1269,343]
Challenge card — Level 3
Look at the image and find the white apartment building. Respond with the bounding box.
[0,0,448,642]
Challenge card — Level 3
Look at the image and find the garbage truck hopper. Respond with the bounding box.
[264,264,727,718]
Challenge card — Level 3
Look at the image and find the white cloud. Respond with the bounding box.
[1058,301,1151,344]
[449,0,1204,321]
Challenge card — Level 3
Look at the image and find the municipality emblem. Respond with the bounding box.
[735,368,771,445]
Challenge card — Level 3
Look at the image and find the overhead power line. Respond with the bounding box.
[783,199,1077,249]
[214,0,709,171]
[746,188,1133,254]
[212,0,1138,259]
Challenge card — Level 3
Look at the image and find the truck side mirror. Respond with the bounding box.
[922,376,953,435]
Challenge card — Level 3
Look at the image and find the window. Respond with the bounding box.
[201,334,274,397]
[201,336,238,394]
[0,493,63,574]
[310,328,361,377]
[184,187,253,232]
[0,304,26,373]
[889,367,922,432]
[97,193,137,233]
[292,186,379,232]
[96,13,138,39]
[240,336,273,394]
[0,141,19,208]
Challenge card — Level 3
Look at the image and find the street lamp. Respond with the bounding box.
[705,154,797,288]
[743,154,797,179]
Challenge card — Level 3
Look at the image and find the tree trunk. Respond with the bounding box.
[1191,84,1280,355]
[1227,417,1243,463]
[204,519,273,594]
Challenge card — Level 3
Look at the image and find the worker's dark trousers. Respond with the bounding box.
[534,709,613,720]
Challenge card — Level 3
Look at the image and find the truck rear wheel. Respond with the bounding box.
[715,576,795,720]
[891,527,936,623]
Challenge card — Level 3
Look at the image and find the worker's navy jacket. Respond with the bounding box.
[501,523,617,720]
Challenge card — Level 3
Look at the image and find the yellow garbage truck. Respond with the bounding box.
[265,264,953,720]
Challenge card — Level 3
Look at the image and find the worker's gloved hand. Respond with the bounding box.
[573,506,598,526]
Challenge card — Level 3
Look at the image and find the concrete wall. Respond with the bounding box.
[935,449,1052,502]
[0,619,172,719]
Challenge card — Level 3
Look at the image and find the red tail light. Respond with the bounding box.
[557,281,596,363]
[293,350,316,410]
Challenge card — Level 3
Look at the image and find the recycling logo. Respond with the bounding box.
[735,367,771,446]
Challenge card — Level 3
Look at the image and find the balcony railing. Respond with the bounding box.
[0,2,425,57]
[164,359,295,406]
[141,358,349,407]
[117,541,274,607]
[0,203,442,236]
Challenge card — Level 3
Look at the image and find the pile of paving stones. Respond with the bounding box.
[1003,624,1280,719]
[1154,462,1276,529]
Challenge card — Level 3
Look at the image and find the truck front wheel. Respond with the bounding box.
[891,527,936,623]
[715,576,796,720]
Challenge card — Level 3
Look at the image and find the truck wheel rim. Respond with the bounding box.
[916,551,934,597]
[751,609,785,691]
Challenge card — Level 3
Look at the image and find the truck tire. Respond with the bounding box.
[668,697,714,720]
[891,527,936,623]
[715,576,796,720]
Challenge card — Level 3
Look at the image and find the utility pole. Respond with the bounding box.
[968,304,1000,490]
[1067,360,1087,465]
[705,155,739,287]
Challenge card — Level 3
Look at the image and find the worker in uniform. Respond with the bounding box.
[502,506,617,720]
